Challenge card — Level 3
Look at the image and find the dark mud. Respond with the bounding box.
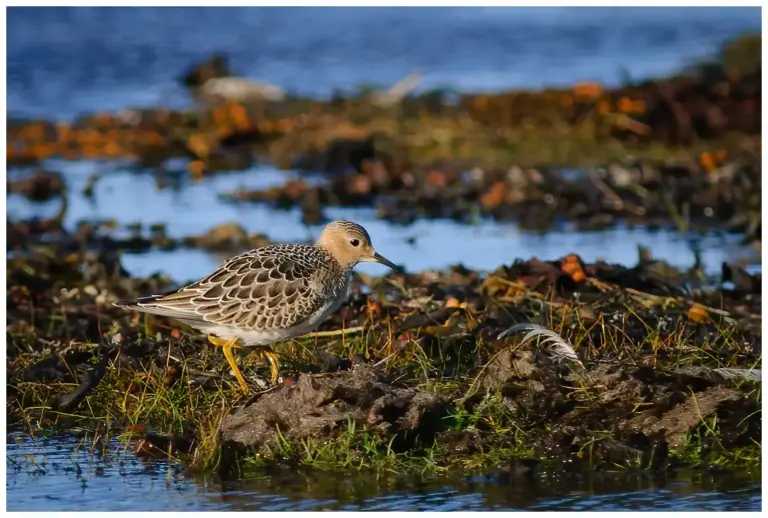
[221,365,449,463]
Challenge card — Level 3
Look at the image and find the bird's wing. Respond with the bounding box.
[115,245,326,330]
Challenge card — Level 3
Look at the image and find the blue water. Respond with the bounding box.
[7,7,761,119]
[6,434,761,511]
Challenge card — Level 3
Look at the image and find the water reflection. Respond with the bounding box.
[6,434,760,511]
[200,468,761,511]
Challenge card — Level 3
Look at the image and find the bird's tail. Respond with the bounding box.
[113,294,165,310]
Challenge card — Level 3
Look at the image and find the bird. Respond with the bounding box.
[114,220,399,393]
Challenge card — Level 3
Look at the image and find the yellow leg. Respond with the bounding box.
[260,349,280,385]
[208,336,249,393]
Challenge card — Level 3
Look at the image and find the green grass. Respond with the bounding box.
[669,418,762,470]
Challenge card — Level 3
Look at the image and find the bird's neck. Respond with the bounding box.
[317,244,357,272]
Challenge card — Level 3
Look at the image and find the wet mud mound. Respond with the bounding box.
[222,366,448,459]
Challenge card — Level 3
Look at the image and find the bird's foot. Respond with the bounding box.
[208,335,249,393]
[257,348,280,385]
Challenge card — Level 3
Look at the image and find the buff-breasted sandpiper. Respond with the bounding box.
[114,220,398,392]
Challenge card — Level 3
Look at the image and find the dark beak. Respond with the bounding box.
[373,252,402,272]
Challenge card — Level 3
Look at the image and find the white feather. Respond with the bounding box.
[498,323,584,368]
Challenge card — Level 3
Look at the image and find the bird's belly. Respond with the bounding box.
[220,326,306,346]
[202,293,347,346]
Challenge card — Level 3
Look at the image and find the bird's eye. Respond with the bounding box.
[350,239,360,247]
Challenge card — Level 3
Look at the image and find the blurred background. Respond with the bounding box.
[7,7,762,116]
[7,6,762,282]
